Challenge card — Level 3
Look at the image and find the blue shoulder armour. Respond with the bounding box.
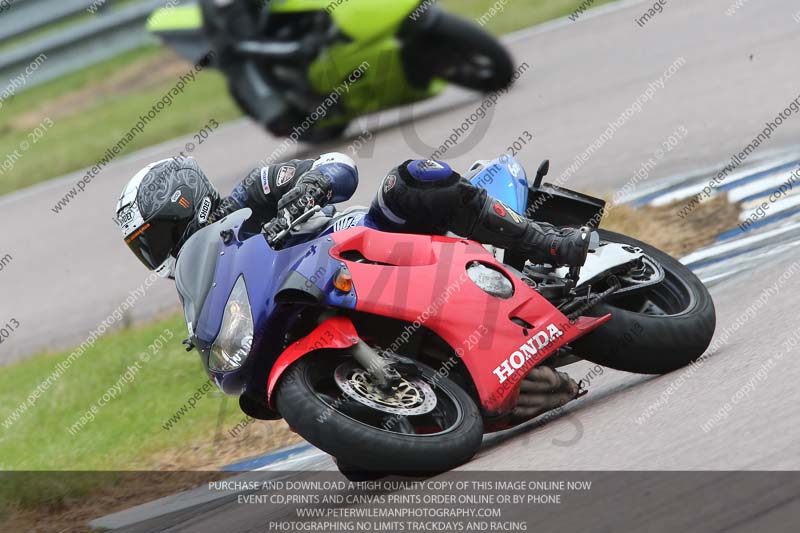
[406,160,453,182]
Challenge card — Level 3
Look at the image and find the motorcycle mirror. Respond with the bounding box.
[532,159,550,188]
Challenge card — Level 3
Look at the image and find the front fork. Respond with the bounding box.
[350,339,400,388]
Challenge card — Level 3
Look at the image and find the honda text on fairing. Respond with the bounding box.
[147,0,514,142]
[175,155,715,473]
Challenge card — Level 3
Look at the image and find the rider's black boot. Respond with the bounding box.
[467,197,594,267]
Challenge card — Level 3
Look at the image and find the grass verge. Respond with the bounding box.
[603,195,741,258]
[0,0,617,196]
[0,46,240,196]
[0,314,299,469]
[0,314,299,527]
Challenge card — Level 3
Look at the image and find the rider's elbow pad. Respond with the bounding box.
[312,153,358,203]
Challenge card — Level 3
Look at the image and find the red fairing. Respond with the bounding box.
[328,228,610,415]
[267,316,359,404]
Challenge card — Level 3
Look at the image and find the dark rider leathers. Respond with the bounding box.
[208,154,357,226]
[367,160,591,267]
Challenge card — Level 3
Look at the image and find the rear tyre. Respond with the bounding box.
[404,12,514,92]
[274,353,483,473]
[570,231,716,374]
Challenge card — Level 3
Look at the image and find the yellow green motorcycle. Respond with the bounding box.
[148,0,514,142]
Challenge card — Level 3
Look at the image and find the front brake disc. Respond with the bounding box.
[333,361,437,416]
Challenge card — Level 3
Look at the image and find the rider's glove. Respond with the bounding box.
[276,170,333,216]
[264,170,333,245]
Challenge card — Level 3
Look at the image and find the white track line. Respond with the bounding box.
[648,158,800,206]
[681,219,800,265]
[619,147,800,205]
[728,167,799,202]
[739,193,800,222]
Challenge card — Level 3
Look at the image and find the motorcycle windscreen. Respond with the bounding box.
[175,209,254,327]
[469,155,529,215]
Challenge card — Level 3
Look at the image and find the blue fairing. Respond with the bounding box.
[193,218,354,395]
[469,155,528,214]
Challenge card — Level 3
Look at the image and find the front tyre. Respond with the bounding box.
[274,353,483,473]
[570,231,716,374]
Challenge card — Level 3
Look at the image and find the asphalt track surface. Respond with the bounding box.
[3,1,800,527]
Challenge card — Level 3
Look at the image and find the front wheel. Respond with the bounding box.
[569,231,716,374]
[274,353,483,473]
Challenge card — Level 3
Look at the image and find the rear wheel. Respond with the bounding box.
[404,12,514,92]
[570,231,716,374]
[274,352,483,473]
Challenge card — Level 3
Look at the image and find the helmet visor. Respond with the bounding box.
[125,217,186,271]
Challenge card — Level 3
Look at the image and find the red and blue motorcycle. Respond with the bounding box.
[176,155,715,472]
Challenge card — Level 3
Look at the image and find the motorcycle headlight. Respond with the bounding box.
[209,276,254,372]
[467,262,514,299]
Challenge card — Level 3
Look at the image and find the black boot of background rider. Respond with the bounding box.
[367,160,592,268]
[200,0,261,49]
[224,61,294,134]
[200,0,293,134]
